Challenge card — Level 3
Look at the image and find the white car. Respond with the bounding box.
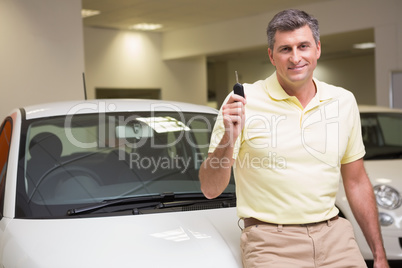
[0,99,241,268]
[336,105,402,266]
[1,100,401,267]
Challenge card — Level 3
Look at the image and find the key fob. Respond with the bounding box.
[233,71,244,97]
[233,83,244,98]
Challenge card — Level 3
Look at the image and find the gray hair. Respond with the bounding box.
[267,9,320,50]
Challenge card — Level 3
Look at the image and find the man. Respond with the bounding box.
[199,9,389,268]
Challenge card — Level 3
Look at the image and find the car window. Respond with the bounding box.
[0,119,12,217]
[188,116,212,165]
[16,111,234,218]
[361,112,402,159]
[377,114,402,146]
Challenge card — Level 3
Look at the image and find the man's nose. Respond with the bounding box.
[289,51,301,64]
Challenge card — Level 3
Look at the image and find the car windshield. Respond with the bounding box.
[16,111,235,218]
[361,112,402,160]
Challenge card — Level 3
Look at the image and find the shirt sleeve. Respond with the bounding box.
[341,96,366,164]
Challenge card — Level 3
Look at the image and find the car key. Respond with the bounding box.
[233,71,245,98]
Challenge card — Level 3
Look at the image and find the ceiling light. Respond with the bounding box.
[130,23,163,31]
[81,9,101,18]
[353,42,376,49]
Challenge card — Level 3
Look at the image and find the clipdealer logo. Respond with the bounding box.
[64,101,116,149]
[216,100,341,170]
[62,101,214,173]
[63,101,210,150]
[301,100,340,167]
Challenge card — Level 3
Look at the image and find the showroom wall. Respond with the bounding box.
[0,0,85,119]
[84,27,207,105]
[1,0,401,120]
[223,53,376,107]
[162,0,402,107]
[314,54,376,105]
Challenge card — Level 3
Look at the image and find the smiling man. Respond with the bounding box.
[199,9,389,268]
[268,24,320,107]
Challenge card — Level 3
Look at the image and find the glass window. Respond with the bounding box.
[361,112,402,160]
[16,111,234,219]
[377,114,402,146]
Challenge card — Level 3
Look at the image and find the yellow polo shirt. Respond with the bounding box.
[208,73,365,224]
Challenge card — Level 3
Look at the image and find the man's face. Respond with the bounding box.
[268,25,321,89]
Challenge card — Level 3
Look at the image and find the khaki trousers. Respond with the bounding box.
[241,217,367,268]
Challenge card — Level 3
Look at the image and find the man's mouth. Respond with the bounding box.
[288,64,307,71]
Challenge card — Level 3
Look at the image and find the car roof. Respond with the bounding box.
[21,101,402,120]
[358,105,402,114]
[22,99,218,120]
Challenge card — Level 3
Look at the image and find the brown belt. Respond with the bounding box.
[244,215,339,229]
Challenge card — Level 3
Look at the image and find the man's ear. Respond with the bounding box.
[268,48,275,66]
[316,40,321,60]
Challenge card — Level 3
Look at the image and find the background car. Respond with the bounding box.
[0,99,241,268]
[336,105,402,267]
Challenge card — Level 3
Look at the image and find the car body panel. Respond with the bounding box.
[358,105,402,114]
[0,208,241,268]
[3,110,21,219]
[23,99,217,120]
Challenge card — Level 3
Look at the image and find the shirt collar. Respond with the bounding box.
[264,72,333,102]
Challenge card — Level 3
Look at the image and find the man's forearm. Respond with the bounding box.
[348,180,387,262]
[199,134,236,199]
[341,160,389,267]
[349,182,389,268]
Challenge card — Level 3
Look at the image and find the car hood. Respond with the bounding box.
[365,159,402,187]
[1,208,242,268]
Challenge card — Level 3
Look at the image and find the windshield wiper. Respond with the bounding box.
[66,192,235,216]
